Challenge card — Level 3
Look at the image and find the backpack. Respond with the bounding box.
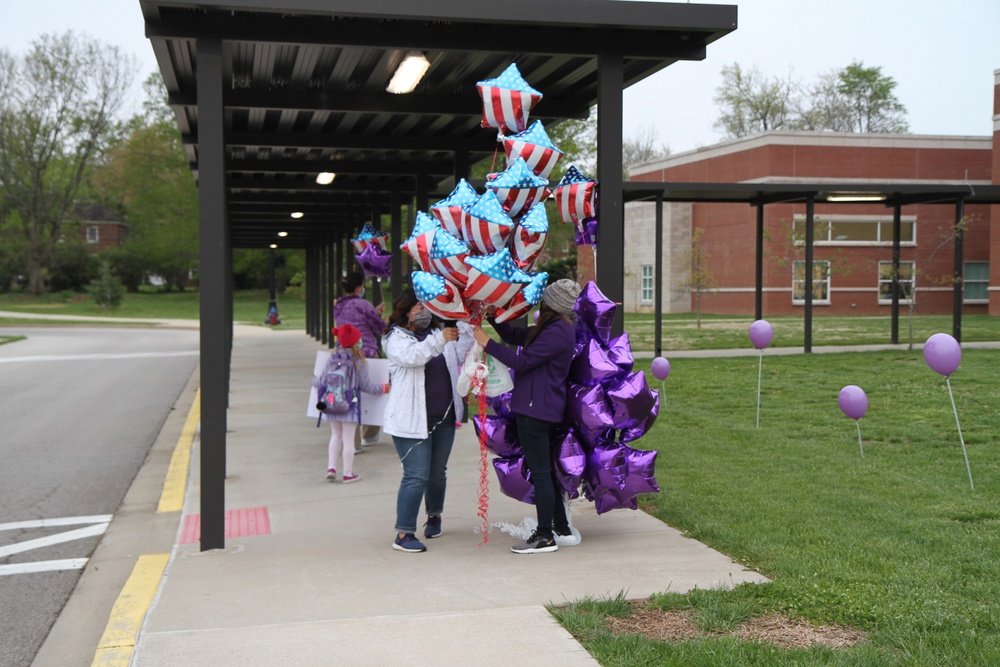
[315,350,359,421]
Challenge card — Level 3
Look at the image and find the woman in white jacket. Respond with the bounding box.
[382,290,470,553]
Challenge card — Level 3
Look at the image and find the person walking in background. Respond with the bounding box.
[382,291,469,553]
[334,271,388,451]
[472,279,582,554]
[312,324,388,484]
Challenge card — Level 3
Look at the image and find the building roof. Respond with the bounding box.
[140,0,738,248]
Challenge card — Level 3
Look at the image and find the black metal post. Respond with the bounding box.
[953,198,965,342]
[755,203,764,321]
[196,36,226,551]
[596,54,625,338]
[391,188,403,302]
[891,204,901,344]
[654,193,663,357]
[265,246,279,324]
[804,196,814,353]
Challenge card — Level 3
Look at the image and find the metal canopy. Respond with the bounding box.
[141,0,739,248]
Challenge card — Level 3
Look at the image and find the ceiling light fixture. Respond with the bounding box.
[277,231,288,237]
[316,172,336,185]
[290,211,304,219]
[269,243,278,249]
[386,51,430,94]
[825,192,887,202]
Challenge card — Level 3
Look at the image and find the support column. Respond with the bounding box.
[196,37,227,551]
[596,54,625,337]
[953,198,965,342]
[891,204,901,344]
[654,193,663,358]
[754,203,764,321]
[803,196,815,354]
[391,189,403,302]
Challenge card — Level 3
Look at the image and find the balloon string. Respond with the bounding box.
[475,347,491,544]
[946,376,974,490]
[856,419,864,458]
[755,350,763,429]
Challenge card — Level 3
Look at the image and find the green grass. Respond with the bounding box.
[552,349,1000,666]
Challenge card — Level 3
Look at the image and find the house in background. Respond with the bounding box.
[624,68,998,319]
[67,203,129,252]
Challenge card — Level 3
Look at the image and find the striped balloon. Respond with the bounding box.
[477,63,542,134]
[486,157,550,219]
[504,121,563,179]
[428,229,471,288]
[553,165,598,224]
[412,271,470,320]
[399,211,440,271]
[462,190,515,255]
[509,203,548,270]
[463,248,532,308]
[494,271,548,323]
[430,179,478,239]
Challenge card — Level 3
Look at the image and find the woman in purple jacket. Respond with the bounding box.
[472,279,582,554]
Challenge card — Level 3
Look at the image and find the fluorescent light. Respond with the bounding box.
[290,211,304,219]
[825,192,886,202]
[277,231,288,237]
[386,52,430,94]
[316,172,336,185]
[269,244,278,249]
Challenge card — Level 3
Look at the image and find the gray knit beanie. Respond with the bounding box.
[542,279,582,315]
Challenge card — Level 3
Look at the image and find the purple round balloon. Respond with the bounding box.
[837,385,868,421]
[923,333,962,377]
[748,319,774,350]
[650,356,671,381]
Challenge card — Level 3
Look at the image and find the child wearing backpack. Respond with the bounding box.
[312,324,389,483]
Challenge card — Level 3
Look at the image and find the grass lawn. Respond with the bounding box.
[553,349,1000,666]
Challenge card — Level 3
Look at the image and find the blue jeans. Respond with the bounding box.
[392,417,456,534]
[516,414,569,540]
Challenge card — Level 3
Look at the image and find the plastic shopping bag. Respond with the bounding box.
[458,342,514,398]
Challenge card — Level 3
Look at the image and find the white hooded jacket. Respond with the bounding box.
[381,324,470,440]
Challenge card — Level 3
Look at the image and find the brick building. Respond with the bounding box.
[624,69,999,319]
[69,203,129,252]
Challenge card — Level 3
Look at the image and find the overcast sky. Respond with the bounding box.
[2,0,998,155]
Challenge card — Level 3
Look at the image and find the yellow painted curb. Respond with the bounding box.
[91,553,169,666]
[157,388,200,513]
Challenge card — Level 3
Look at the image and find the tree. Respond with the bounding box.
[794,69,856,132]
[88,259,125,312]
[713,63,798,139]
[676,228,717,329]
[622,125,670,178]
[0,32,136,294]
[836,61,909,133]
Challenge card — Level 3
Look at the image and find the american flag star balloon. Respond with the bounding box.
[476,63,542,135]
[485,157,550,219]
[463,247,532,308]
[493,271,548,323]
[399,211,440,272]
[503,120,563,179]
[412,270,471,320]
[355,243,392,279]
[428,228,471,288]
[509,202,548,271]
[350,222,390,254]
[430,179,478,239]
[553,164,598,225]
[462,190,515,255]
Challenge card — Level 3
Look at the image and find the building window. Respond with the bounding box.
[640,265,653,304]
[964,261,989,302]
[794,216,915,246]
[792,260,830,304]
[86,226,100,244]
[878,261,915,304]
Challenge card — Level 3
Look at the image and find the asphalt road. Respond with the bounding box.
[0,327,198,667]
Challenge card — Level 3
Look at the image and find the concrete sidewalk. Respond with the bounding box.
[122,326,767,666]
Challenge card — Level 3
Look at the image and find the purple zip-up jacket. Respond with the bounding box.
[484,317,575,423]
[333,295,387,359]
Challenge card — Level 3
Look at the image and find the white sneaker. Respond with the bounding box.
[354,445,364,454]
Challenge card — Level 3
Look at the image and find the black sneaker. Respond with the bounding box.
[393,533,427,553]
[423,515,442,539]
[511,531,558,554]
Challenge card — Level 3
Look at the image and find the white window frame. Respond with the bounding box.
[878,261,915,305]
[792,260,830,305]
[964,261,989,304]
[86,225,100,244]
[640,264,654,304]
[793,214,916,247]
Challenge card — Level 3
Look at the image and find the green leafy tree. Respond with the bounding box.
[836,60,909,133]
[88,259,125,312]
[0,32,135,294]
[713,63,798,139]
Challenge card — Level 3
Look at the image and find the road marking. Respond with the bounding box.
[91,553,169,667]
[0,351,198,364]
[0,522,109,559]
[0,514,113,531]
[0,515,112,576]
[0,558,89,575]
[158,388,200,513]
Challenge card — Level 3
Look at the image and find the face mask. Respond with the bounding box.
[358,287,365,299]
[410,310,433,330]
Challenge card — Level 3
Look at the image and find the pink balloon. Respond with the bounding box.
[650,356,670,381]
[748,319,773,350]
[838,385,868,421]
[923,333,962,377]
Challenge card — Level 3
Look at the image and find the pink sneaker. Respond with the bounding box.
[343,474,361,484]
[326,468,336,480]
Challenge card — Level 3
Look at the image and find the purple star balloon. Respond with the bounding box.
[355,243,392,279]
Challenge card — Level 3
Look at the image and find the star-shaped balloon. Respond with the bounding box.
[463,247,532,309]
[606,370,659,431]
[503,120,563,179]
[564,381,615,449]
[575,217,598,246]
[553,164,598,225]
[351,222,390,254]
[553,427,586,499]
[486,157,550,219]
[477,63,542,135]
[473,414,520,458]
[399,211,440,272]
[492,455,534,504]
[606,331,634,375]
[575,280,617,346]
[355,243,392,279]
[493,271,547,323]
[614,447,660,504]
[412,270,470,320]
[462,190,516,255]
[428,228,471,288]
[430,179,477,239]
[509,202,548,270]
[568,337,624,387]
